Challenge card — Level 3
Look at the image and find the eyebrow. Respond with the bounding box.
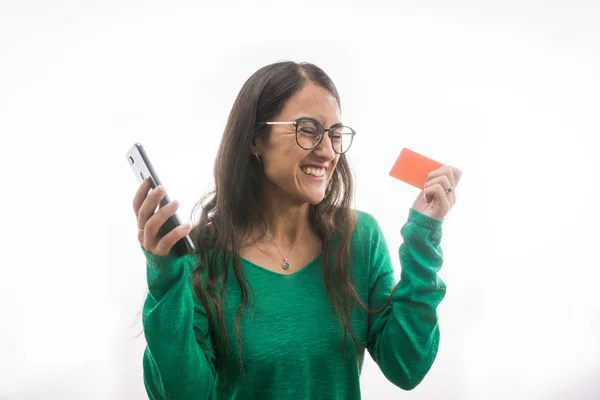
[297,116,343,129]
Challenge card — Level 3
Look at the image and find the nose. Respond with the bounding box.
[313,133,336,160]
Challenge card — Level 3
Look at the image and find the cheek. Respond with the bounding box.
[330,156,341,174]
[264,147,304,183]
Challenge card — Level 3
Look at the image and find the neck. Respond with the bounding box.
[262,201,310,246]
[254,185,311,246]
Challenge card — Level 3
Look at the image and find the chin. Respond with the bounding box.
[303,191,327,205]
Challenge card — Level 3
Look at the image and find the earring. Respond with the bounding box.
[254,153,261,163]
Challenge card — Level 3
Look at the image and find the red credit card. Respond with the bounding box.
[389,148,443,189]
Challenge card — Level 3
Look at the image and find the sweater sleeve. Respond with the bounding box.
[365,208,446,391]
[140,247,217,400]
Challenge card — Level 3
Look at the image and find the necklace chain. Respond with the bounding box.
[273,241,298,270]
[269,227,305,270]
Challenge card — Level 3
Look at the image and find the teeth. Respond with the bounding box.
[301,166,325,177]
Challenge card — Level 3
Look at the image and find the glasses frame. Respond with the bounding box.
[255,118,356,154]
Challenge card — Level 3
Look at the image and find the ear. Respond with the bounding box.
[250,135,264,157]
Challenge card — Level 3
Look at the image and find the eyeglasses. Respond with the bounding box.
[255,118,356,154]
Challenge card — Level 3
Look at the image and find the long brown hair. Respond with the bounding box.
[190,61,391,381]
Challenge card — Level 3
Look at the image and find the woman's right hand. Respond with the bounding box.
[133,178,192,256]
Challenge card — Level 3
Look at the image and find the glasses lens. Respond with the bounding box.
[331,126,355,153]
[296,120,322,149]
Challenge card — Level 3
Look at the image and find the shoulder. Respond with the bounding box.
[352,209,384,240]
[349,209,389,258]
[347,209,393,281]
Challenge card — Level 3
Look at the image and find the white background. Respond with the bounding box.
[1,0,599,399]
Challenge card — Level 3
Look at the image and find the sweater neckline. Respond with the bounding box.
[240,252,323,277]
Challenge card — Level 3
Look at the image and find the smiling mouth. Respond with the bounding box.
[300,166,326,177]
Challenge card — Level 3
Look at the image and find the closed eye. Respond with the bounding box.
[299,128,317,135]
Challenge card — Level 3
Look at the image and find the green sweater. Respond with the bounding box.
[141,209,446,399]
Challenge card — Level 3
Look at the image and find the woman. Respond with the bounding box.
[133,61,461,399]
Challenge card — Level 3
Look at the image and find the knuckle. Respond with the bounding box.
[154,205,166,218]
[157,205,174,220]
[139,215,149,229]
[145,219,156,234]
[442,166,454,178]
[449,165,461,177]
[162,202,179,217]
[167,202,178,213]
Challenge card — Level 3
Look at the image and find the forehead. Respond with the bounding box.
[278,82,341,125]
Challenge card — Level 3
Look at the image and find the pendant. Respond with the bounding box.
[282,261,290,270]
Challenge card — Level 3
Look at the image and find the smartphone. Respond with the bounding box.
[126,143,196,256]
[389,147,443,189]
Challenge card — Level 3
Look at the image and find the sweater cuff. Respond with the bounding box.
[141,246,190,299]
[141,245,182,270]
[408,208,443,232]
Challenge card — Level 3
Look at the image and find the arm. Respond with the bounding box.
[366,208,446,390]
[141,248,217,400]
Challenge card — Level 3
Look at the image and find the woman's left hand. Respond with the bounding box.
[412,165,462,221]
